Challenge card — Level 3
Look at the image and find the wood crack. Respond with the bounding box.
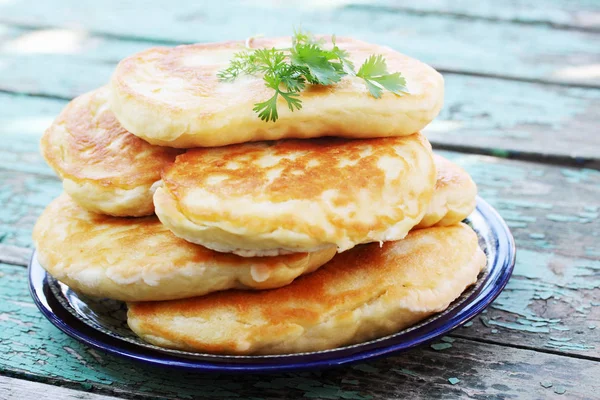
[449,333,600,362]
[344,4,600,33]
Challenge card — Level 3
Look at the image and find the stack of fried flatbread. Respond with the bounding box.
[33,37,485,355]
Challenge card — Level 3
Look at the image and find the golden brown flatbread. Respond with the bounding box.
[41,87,182,216]
[127,223,485,354]
[110,36,444,148]
[32,194,335,301]
[154,133,436,256]
[417,154,477,228]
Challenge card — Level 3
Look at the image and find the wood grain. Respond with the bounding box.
[356,0,600,31]
[0,244,31,266]
[0,262,598,400]
[0,1,599,86]
[0,375,123,400]
[0,171,61,248]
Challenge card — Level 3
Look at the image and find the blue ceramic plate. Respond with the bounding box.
[29,197,515,372]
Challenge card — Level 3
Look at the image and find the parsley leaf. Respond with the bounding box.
[253,73,303,122]
[279,65,306,92]
[290,43,343,85]
[216,51,257,81]
[329,36,355,76]
[356,54,408,98]
[253,93,279,122]
[293,27,325,47]
[218,31,409,122]
[252,48,287,73]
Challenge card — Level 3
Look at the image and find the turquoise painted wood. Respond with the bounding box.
[0,376,122,400]
[1,262,599,400]
[366,0,600,30]
[0,93,65,176]
[0,171,61,248]
[0,2,598,86]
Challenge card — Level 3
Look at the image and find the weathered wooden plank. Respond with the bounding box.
[0,244,31,266]
[0,171,61,248]
[2,152,599,358]
[0,2,598,85]
[430,80,600,166]
[0,375,123,400]
[0,25,153,63]
[0,263,598,400]
[2,72,599,166]
[0,92,65,176]
[361,0,600,30]
[440,155,600,357]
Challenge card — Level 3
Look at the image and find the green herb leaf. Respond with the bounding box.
[216,51,256,81]
[357,54,408,98]
[329,37,355,76]
[357,54,388,77]
[290,43,343,85]
[279,67,306,92]
[280,91,302,112]
[253,92,279,122]
[293,28,325,47]
[254,73,303,122]
[253,48,287,73]
[218,31,409,122]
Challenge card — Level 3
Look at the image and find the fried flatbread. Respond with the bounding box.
[110,36,444,148]
[41,87,182,216]
[154,133,436,256]
[127,224,485,354]
[32,194,336,301]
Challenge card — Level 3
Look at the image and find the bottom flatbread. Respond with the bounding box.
[127,223,486,355]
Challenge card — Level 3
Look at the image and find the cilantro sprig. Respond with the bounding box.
[217,31,408,122]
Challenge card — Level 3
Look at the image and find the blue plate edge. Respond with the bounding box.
[28,196,516,373]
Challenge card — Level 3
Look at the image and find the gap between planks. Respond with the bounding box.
[451,333,600,363]
[432,143,600,170]
[346,4,600,33]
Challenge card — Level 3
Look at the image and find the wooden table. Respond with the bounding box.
[0,1,599,398]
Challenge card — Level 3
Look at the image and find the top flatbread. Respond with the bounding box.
[110,36,444,148]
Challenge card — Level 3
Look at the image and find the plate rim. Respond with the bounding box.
[28,196,516,372]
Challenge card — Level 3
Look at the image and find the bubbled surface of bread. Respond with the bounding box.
[32,194,336,301]
[417,154,477,228]
[127,223,486,355]
[110,36,444,148]
[154,133,436,256]
[41,86,182,217]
